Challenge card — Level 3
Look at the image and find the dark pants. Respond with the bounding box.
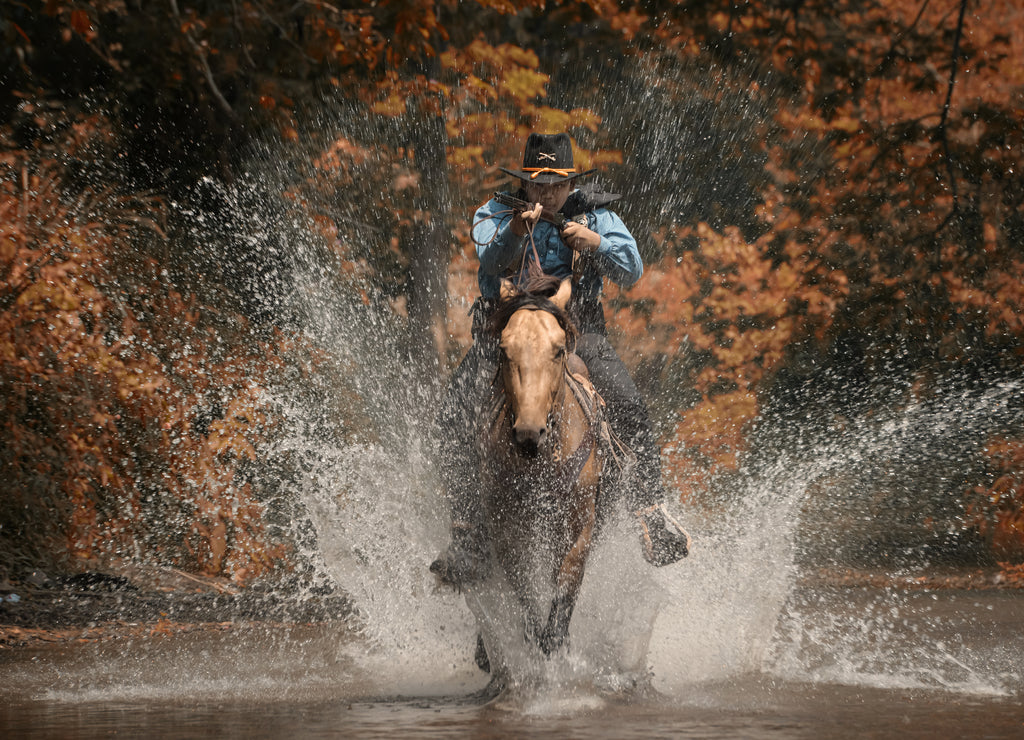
[436,300,664,525]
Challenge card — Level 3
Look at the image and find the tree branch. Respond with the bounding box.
[934,0,969,236]
[871,0,932,79]
[168,0,238,121]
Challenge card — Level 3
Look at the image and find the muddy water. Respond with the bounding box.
[1,588,1021,739]
[2,685,1021,739]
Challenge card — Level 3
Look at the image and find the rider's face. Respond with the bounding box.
[524,180,572,212]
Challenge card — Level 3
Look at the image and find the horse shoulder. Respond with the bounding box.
[560,375,602,485]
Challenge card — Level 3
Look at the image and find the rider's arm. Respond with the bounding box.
[589,208,643,288]
[473,198,527,276]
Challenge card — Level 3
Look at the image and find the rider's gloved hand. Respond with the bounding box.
[560,220,601,253]
[510,202,544,236]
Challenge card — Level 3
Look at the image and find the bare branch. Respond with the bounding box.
[935,0,969,230]
[168,0,238,121]
[229,0,258,69]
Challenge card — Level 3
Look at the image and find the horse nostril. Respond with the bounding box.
[515,427,539,445]
[514,426,542,457]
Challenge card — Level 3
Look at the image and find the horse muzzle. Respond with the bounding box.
[513,423,547,458]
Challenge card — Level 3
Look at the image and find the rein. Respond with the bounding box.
[472,205,570,284]
[553,370,599,491]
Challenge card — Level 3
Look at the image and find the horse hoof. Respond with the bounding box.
[474,633,491,673]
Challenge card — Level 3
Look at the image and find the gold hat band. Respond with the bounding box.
[522,167,576,179]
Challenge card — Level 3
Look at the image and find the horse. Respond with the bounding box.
[475,274,605,657]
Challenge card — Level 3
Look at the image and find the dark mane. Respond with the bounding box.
[489,273,578,347]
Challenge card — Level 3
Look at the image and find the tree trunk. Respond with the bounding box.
[406,104,450,382]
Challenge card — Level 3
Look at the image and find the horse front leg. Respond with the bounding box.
[539,486,598,655]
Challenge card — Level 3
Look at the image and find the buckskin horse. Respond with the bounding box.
[475,274,609,658]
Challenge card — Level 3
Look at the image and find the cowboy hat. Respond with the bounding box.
[499,132,596,184]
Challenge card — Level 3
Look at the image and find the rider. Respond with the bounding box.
[431,132,690,587]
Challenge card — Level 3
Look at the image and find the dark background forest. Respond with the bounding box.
[2,0,1022,591]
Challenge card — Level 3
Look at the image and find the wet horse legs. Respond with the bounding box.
[537,493,597,655]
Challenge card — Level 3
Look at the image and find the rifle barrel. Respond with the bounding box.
[493,192,567,229]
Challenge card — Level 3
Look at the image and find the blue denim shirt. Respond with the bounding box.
[471,193,642,302]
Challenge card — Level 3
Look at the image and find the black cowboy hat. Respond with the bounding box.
[499,132,596,184]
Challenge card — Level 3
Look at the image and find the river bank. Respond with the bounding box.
[0,565,353,650]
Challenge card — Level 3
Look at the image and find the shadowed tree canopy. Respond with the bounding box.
[2,0,1022,580]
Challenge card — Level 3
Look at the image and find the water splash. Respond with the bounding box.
[751,378,1023,696]
[155,127,1024,705]
[267,190,1023,698]
[2,161,1017,711]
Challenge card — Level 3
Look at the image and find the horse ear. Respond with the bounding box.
[551,278,572,311]
[499,278,518,303]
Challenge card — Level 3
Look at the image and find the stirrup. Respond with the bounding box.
[635,504,691,566]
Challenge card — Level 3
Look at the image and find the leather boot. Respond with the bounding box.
[429,522,489,588]
[634,503,691,566]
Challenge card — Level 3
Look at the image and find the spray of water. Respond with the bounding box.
[127,105,1023,706]
[269,192,1022,702]
[6,145,1016,710]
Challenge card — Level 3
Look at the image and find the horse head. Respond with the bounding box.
[494,276,575,457]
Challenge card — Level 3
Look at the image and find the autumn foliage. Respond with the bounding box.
[2,0,1023,581]
[0,143,301,583]
[604,0,1024,558]
[609,216,848,480]
[968,438,1024,560]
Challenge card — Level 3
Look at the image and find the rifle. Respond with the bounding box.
[493,192,568,230]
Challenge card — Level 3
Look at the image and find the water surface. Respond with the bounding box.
[2,588,1020,738]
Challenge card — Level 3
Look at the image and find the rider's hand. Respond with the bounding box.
[510,202,544,236]
[561,221,601,253]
